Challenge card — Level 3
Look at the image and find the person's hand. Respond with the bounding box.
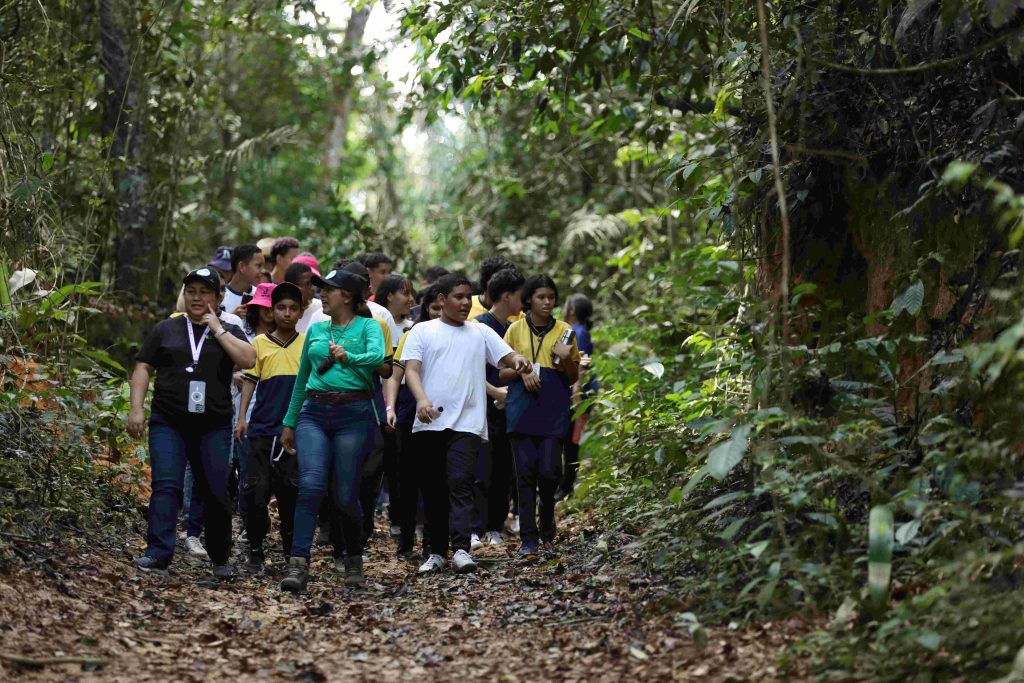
[552,341,572,364]
[522,368,542,393]
[203,304,223,334]
[127,406,146,439]
[416,398,440,423]
[280,427,296,455]
[385,408,397,431]
[492,386,508,410]
[511,354,531,374]
[234,418,248,442]
[232,304,247,318]
[232,371,245,389]
[329,341,348,365]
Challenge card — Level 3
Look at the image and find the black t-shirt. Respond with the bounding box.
[136,316,248,427]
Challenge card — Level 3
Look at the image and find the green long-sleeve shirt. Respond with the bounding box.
[282,316,385,428]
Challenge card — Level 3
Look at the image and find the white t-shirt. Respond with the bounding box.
[367,300,394,328]
[401,319,514,440]
[387,316,413,350]
[296,298,324,334]
[221,284,254,316]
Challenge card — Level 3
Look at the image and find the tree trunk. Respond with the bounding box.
[100,0,156,297]
[323,7,371,175]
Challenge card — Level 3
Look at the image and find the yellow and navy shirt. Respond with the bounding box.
[469,295,524,323]
[503,318,581,437]
[243,332,304,437]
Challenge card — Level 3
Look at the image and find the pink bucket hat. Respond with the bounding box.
[292,253,320,276]
[248,282,276,308]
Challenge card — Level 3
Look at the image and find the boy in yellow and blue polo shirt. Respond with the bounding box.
[236,282,305,573]
[500,275,581,557]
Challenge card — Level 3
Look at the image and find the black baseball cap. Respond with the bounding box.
[271,281,303,305]
[311,269,365,303]
[183,267,222,293]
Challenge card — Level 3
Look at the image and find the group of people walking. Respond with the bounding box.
[127,238,595,591]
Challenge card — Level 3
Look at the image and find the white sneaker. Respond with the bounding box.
[452,549,478,574]
[389,525,401,537]
[510,516,520,534]
[485,531,505,546]
[470,533,483,550]
[185,536,208,557]
[417,554,445,574]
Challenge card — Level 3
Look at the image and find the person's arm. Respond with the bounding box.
[552,344,580,384]
[377,356,394,379]
[203,305,256,369]
[384,366,404,429]
[405,359,440,424]
[343,319,386,368]
[279,332,314,454]
[235,378,257,441]
[127,362,153,438]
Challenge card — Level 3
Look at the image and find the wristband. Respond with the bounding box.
[386,406,394,412]
[214,328,227,338]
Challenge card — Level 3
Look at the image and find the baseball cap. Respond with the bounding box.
[248,282,276,308]
[256,237,276,259]
[311,269,365,302]
[183,267,222,293]
[271,282,303,306]
[208,246,233,272]
[292,254,320,276]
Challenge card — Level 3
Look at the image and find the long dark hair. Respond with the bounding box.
[244,303,273,337]
[520,274,558,311]
[565,293,594,330]
[416,284,440,323]
[377,274,412,313]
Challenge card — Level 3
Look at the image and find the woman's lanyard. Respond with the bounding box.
[185,320,210,373]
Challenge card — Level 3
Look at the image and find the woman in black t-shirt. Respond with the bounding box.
[128,268,255,578]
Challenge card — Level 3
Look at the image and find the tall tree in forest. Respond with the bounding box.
[100,0,156,297]
[323,6,371,176]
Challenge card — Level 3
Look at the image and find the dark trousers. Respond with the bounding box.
[561,419,581,495]
[382,426,401,527]
[146,413,232,564]
[357,426,387,553]
[243,435,299,556]
[415,429,481,556]
[182,464,204,537]
[475,427,514,534]
[512,435,563,549]
[396,424,429,555]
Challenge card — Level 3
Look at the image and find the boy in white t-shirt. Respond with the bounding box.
[402,274,530,574]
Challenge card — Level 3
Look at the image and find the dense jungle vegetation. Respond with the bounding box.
[4,0,1024,679]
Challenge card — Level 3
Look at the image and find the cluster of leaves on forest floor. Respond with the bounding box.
[0,511,813,682]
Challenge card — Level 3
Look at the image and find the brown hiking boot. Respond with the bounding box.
[344,555,365,587]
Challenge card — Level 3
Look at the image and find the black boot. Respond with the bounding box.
[344,555,365,587]
[280,557,309,592]
[244,545,265,574]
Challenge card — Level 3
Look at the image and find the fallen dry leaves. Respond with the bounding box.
[0,515,815,681]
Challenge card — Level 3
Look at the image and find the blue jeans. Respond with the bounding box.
[235,432,250,520]
[291,399,377,560]
[511,435,563,549]
[146,414,233,564]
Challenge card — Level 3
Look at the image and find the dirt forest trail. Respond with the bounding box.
[0,511,810,682]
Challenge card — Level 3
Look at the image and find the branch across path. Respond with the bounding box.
[0,516,812,681]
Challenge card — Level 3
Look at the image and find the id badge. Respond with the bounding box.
[532,362,542,377]
[188,380,207,414]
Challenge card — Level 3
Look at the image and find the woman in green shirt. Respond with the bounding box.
[279,269,385,591]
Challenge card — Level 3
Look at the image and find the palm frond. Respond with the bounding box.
[211,125,302,173]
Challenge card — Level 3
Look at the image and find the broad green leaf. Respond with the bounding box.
[895,519,920,546]
[890,280,924,317]
[708,423,752,480]
[868,504,895,616]
[642,361,665,379]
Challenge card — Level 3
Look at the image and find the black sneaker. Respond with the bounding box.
[133,555,169,573]
[344,556,366,587]
[280,557,309,592]
[244,547,265,574]
[518,545,539,561]
[212,563,236,581]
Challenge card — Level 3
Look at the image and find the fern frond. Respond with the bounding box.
[211,125,302,173]
[563,210,629,249]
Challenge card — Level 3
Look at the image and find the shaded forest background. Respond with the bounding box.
[4,0,1024,678]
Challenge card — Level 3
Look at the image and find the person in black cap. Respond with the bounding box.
[278,269,386,592]
[127,268,256,579]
